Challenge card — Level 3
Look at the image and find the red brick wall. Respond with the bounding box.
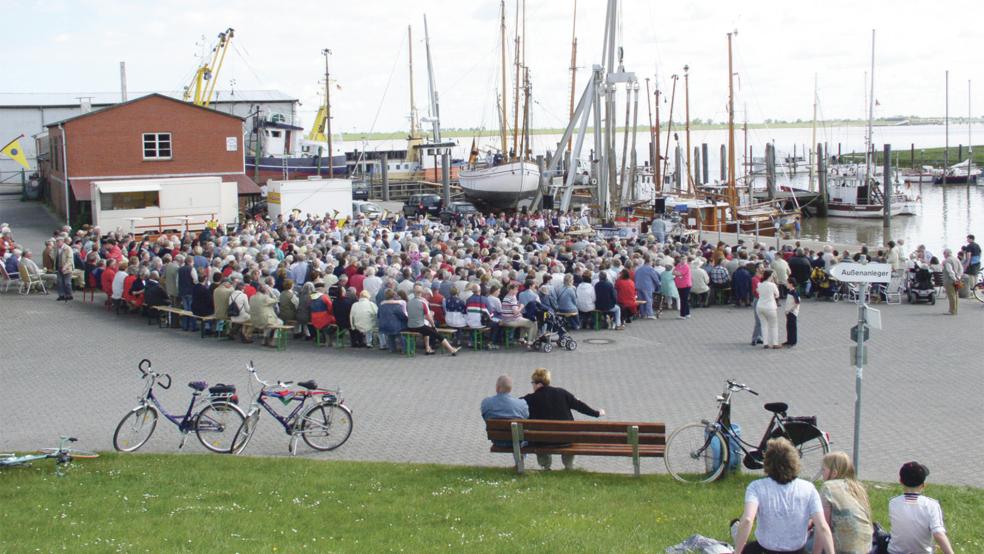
[64,95,243,178]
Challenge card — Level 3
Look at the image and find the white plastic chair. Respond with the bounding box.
[0,265,19,293]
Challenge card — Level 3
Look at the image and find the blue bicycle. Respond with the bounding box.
[112,359,246,453]
[1,436,98,472]
[231,361,353,455]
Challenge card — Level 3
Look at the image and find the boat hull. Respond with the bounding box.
[826,200,916,218]
[246,154,348,182]
[459,161,540,210]
[933,175,978,185]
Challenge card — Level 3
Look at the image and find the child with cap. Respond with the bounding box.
[887,461,955,554]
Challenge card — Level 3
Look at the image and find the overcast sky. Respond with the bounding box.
[3,0,980,135]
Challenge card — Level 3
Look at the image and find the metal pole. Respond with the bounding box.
[441,152,450,204]
[944,70,948,185]
[883,144,891,228]
[381,152,390,202]
[701,143,709,185]
[853,281,869,473]
[119,61,128,102]
[684,65,692,194]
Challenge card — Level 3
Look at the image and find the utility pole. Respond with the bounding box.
[654,82,662,193]
[322,48,334,178]
[944,70,949,186]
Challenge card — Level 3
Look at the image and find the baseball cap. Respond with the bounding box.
[899,461,930,487]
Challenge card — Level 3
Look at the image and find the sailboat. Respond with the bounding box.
[458,0,540,210]
[934,79,979,185]
[826,30,917,218]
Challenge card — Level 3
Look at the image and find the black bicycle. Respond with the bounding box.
[664,379,831,483]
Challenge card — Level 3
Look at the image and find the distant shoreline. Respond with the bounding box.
[341,118,981,141]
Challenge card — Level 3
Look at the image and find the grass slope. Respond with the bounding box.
[1,454,982,552]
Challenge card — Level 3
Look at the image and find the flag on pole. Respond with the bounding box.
[1,135,30,170]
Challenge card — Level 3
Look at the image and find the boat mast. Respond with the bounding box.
[944,70,948,184]
[864,29,875,191]
[499,0,509,158]
[969,79,973,165]
[408,25,419,141]
[511,0,521,159]
[744,104,750,205]
[653,80,662,193]
[684,64,692,195]
[322,48,334,178]
[661,74,678,185]
[423,15,441,144]
[810,73,817,192]
[727,32,737,208]
[567,0,578,154]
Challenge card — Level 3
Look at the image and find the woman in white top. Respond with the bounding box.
[735,438,835,554]
[756,269,782,349]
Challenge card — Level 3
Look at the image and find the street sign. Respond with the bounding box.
[830,263,892,283]
[850,346,868,365]
[865,307,882,330]
[850,323,870,343]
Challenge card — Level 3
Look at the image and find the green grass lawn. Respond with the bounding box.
[1,454,981,552]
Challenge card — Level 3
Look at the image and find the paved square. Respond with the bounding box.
[1,197,981,487]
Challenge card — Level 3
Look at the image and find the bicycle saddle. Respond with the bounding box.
[764,402,788,414]
[188,381,207,391]
[298,380,318,390]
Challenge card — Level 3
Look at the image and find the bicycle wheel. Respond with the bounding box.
[664,422,728,483]
[974,283,984,303]
[300,403,353,451]
[195,402,246,453]
[231,409,261,455]
[776,422,830,481]
[113,406,159,452]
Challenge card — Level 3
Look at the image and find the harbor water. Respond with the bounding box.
[346,124,981,254]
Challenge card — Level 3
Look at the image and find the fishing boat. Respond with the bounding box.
[245,57,347,182]
[458,0,540,210]
[825,30,918,219]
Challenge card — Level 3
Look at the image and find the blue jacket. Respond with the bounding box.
[377,302,408,335]
[177,265,196,297]
[554,287,578,313]
[634,265,661,295]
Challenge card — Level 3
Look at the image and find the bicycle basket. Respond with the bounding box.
[783,415,817,427]
[209,383,238,405]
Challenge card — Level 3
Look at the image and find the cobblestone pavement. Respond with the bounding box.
[2,197,982,486]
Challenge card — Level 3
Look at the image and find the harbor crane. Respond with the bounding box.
[183,27,235,108]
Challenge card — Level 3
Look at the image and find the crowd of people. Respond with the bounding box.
[0,212,979,354]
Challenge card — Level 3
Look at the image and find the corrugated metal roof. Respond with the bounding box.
[0,90,297,107]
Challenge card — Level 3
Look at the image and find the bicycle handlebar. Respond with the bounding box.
[246,362,290,390]
[726,379,759,396]
[138,359,170,389]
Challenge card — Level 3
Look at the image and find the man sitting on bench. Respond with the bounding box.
[480,375,529,448]
[522,368,605,471]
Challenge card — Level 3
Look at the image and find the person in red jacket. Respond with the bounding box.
[308,282,336,341]
[101,259,118,297]
[615,268,638,323]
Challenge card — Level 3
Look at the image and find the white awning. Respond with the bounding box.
[94,181,162,193]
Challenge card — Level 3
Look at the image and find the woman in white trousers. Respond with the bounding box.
[756,269,782,349]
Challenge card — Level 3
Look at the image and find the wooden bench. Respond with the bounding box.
[436,327,459,346]
[268,323,295,351]
[190,315,218,338]
[485,419,666,477]
[155,306,192,328]
[399,331,422,357]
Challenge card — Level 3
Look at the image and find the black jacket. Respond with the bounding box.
[594,280,617,311]
[144,280,168,308]
[522,385,600,421]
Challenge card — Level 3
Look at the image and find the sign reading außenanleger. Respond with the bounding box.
[829,262,892,283]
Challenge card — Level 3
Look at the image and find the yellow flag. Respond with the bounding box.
[1,136,30,170]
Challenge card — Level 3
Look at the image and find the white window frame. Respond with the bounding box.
[142,132,172,160]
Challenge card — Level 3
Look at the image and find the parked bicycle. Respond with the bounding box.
[1,436,98,473]
[973,272,984,302]
[664,379,830,483]
[113,359,246,453]
[231,361,353,455]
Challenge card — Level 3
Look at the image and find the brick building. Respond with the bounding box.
[40,93,260,224]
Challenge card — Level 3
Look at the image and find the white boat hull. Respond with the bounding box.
[827,200,916,218]
[459,161,540,209]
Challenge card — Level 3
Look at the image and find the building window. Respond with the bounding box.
[142,133,172,160]
[100,191,160,211]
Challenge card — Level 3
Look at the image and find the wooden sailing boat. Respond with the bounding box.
[458,0,540,210]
